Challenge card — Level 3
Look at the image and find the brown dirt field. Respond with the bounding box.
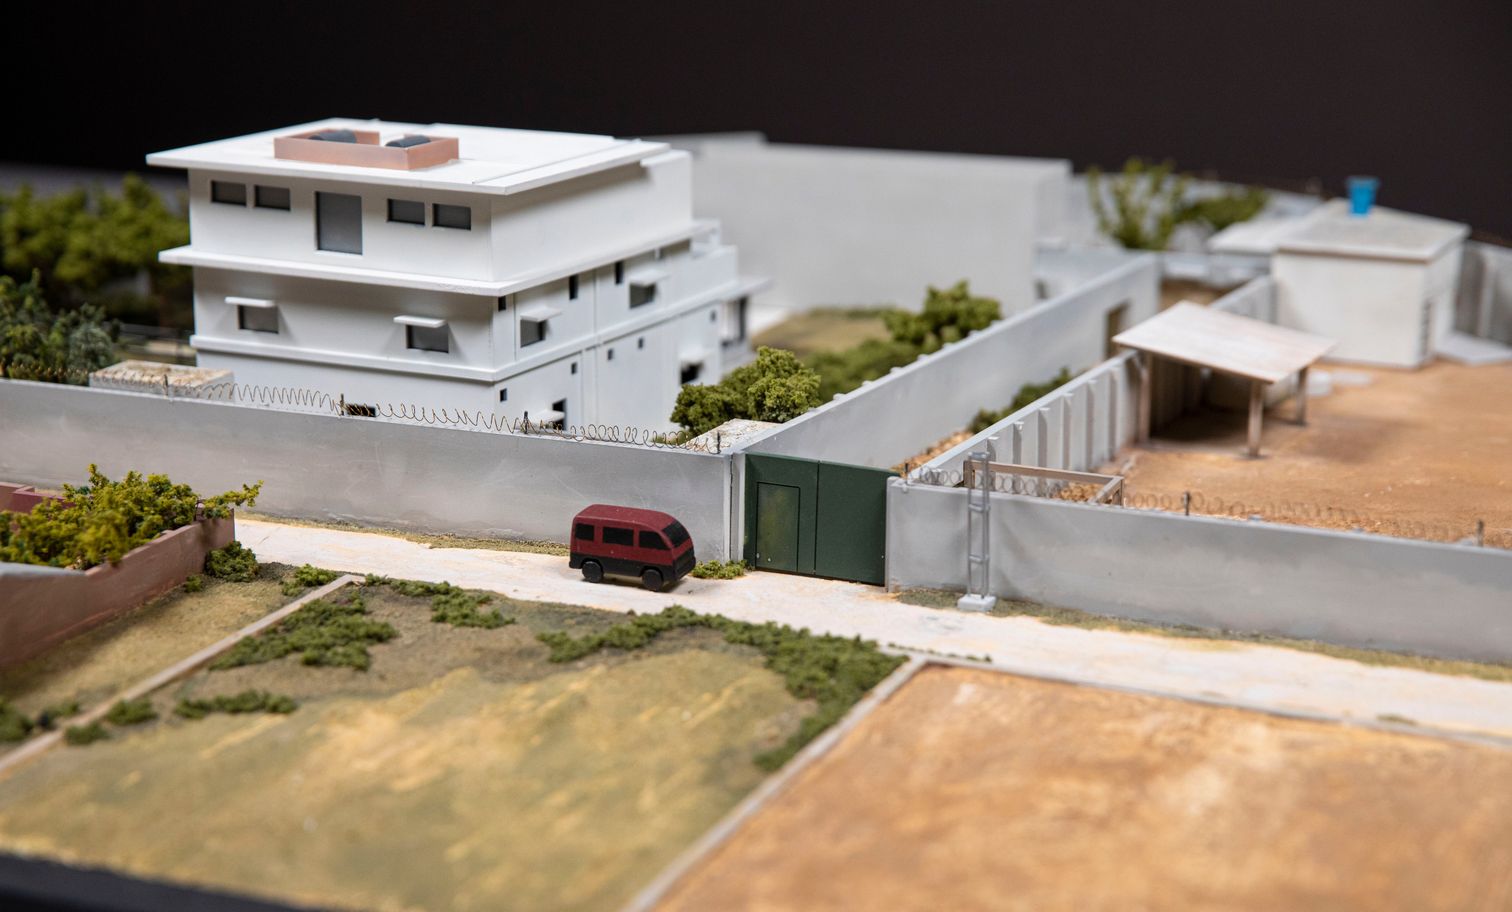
[657,665,1512,912]
[1160,277,1235,310]
[1115,360,1512,547]
[751,307,895,359]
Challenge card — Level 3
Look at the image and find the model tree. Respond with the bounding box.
[0,272,115,382]
[1087,158,1192,251]
[671,346,822,437]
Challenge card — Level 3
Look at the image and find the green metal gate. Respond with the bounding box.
[743,453,890,585]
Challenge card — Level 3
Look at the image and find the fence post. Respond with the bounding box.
[1183,491,1191,516]
[958,450,996,613]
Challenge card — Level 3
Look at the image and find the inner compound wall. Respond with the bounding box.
[0,380,735,559]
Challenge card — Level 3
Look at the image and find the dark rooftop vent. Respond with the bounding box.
[308,129,358,143]
[385,134,432,148]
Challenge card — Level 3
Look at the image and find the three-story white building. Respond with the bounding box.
[148,119,762,430]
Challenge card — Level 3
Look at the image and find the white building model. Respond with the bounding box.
[148,119,762,430]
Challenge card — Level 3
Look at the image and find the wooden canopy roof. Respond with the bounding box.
[1112,302,1335,384]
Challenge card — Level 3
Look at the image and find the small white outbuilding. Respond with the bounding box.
[1267,201,1468,368]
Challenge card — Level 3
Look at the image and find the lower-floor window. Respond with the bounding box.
[521,318,547,347]
[238,304,278,333]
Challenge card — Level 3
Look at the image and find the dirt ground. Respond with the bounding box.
[0,565,297,731]
[0,585,807,912]
[1116,360,1512,547]
[658,665,1512,912]
[750,307,894,359]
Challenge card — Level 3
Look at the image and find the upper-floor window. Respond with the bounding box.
[316,192,363,254]
[229,296,278,333]
[255,185,291,210]
[211,181,247,206]
[568,274,579,300]
[630,283,657,308]
[614,261,625,284]
[388,199,425,225]
[433,203,471,230]
[406,325,449,353]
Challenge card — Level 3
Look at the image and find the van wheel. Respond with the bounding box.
[581,560,604,583]
[640,568,665,592]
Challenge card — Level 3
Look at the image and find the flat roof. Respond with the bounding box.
[1210,200,1470,262]
[146,118,669,196]
[1114,301,1334,383]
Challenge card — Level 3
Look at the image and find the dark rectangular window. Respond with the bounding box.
[406,324,449,353]
[211,181,246,205]
[574,523,595,542]
[663,521,690,547]
[680,362,702,385]
[568,274,579,299]
[614,261,624,284]
[629,283,657,308]
[603,526,633,546]
[316,192,363,253]
[570,362,578,375]
[549,398,567,428]
[237,305,278,333]
[433,203,471,230]
[521,319,546,347]
[497,295,509,312]
[638,530,668,550]
[254,185,290,210]
[498,388,508,402]
[388,199,425,224]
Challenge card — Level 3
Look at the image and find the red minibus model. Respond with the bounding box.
[569,504,696,591]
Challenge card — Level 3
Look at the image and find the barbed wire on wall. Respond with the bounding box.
[3,367,718,454]
[904,462,1506,550]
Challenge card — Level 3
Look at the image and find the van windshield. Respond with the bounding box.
[663,521,690,547]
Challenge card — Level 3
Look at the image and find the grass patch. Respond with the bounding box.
[175,690,297,719]
[281,563,340,596]
[183,574,203,593]
[205,541,258,582]
[897,589,1512,683]
[211,589,397,671]
[65,722,109,746]
[537,606,905,770]
[0,699,33,743]
[689,559,748,580]
[364,576,515,628]
[104,698,157,726]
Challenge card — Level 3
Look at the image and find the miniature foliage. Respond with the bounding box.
[0,699,33,743]
[0,175,191,325]
[204,541,258,581]
[281,563,339,596]
[183,574,204,593]
[174,690,297,720]
[1087,158,1192,251]
[689,559,749,580]
[364,575,515,628]
[671,346,823,438]
[0,272,115,382]
[0,465,261,569]
[1182,185,1272,233]
[536,606,905,769]
[967,368,1075,433]
[211,591,397,671]
[105,698,157,726]
[805,281,1001,401]
[64,721,109,746]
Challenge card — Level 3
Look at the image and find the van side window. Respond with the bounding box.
[574,523,595,541]
[603,526,634,546]
[638,531,668,550]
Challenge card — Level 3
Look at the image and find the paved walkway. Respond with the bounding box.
[238,519,1512,741]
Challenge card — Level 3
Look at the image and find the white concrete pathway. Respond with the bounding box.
[237,519,1512,741]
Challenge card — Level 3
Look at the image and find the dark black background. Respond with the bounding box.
[14,0,1512,238]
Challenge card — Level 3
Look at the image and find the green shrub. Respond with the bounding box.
[175,690,297,720]
[205,541,258,582]
[64,722,109,746]
[105,698,157,726]
[182,574,204,593]
[0,272,115,382]
[0,465,261,569]
[40,698,81,723]
[0,699,33,742]
[689,559,748,580]
[805,337,921,402]
[1087,158,1192,251]
[671,347,823,438]
[536,606,905,769]
[1182,185,1270,232]
[211,591,396,671]
[967,367,1075,433]
[281,563,339,596]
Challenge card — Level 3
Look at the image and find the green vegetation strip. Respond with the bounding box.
[104,698,157,727]
[537,606,905,770]
[897,589,1512,684]
[281,563,340,596]
[205,541,258,582]
[212,589,397,671]
[689,559,748,580]
[64,722,109,746]
[364,576,515,628]
[175,690,297,719]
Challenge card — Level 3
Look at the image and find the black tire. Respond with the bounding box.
[640,568,665,592]
[581,560,604,583]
